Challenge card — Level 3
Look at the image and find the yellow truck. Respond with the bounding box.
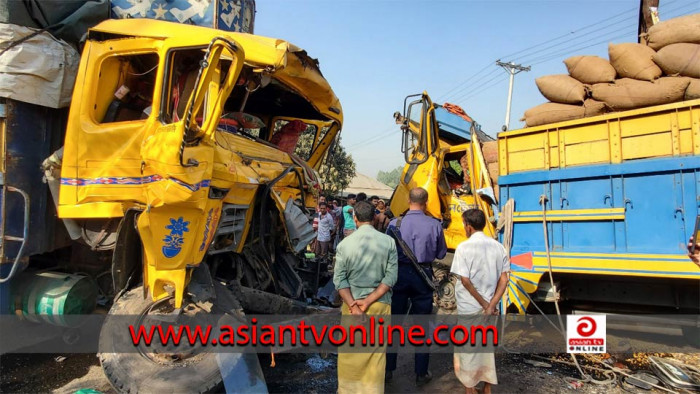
[390,93,499,311]
[392,93,700,318]
[3,18,342,391]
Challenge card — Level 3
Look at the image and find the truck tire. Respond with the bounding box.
[433,266,458,314]
[99,283,242,393]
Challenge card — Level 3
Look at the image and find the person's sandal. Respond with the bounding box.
[416,371,432,386]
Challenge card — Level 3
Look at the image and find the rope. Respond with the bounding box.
[531,355,678,393]
[539,194,614,385]
[0,23,63,58]
[497,199,515,259]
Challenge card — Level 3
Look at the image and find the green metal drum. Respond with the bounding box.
[12,272,97,326]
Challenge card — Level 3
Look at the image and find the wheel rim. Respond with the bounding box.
[134,296,210,365]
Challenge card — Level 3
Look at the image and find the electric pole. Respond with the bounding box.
[497,60,530,131]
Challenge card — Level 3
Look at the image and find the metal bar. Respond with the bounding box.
[0,186,30,283]
[3,236,24,242]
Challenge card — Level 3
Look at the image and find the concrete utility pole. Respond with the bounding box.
[496,60,530,131]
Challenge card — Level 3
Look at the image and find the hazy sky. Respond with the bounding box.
[255,0,699,178]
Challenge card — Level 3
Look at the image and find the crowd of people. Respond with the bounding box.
[314,187,509,394]
[311,192,392,261]
[311,188,700,393]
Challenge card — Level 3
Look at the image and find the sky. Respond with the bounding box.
[254,0,700,178]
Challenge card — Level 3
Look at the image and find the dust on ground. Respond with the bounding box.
[2,351,697,393]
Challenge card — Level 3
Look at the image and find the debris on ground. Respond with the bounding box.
[524,359,552,368]
[624,372,658,390]
[563,377,584,390]
[623,352,672,369]
[306,354,335,373]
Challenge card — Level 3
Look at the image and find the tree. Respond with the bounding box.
[275,121,354,197]
[376,165,404,189]
[319,141,355,197]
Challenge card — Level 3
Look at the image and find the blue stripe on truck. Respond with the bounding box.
[499,156,700,185]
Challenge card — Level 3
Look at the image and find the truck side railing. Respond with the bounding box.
[0,185,29,283]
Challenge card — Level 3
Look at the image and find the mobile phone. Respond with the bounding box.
[692,215,700,254]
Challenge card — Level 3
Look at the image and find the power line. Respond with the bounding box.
[498,0,685,61]
[351,1,698,153]
[436,62,494,102]
[497,6,637,61]
[457,20,645,102]
[450,71,505,103]
[439,0,693,105]
[437,6,638,103]
[529,32,634,66]
[523,23,637,65]
[516,20,637,64]
[519,2,695,67]
[345,124,400,150]
[442,68,500,103]
[458,74,508,104]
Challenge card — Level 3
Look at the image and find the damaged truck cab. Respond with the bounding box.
[58,19,342,310]
[44,19,343,391]
[390,92,499,311]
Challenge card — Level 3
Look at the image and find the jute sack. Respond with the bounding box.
[535,75,587,104]
[583,99,609,117]
[652,43,700,79]
[482,141,499,164]
[487,162,499,186]
[608,43,662,81]
[521,99,609,127]
[686,78,700,100]
[522,102,585,127]
[642,13,700,50]
[564,56,616,84]
[590,77,690,110]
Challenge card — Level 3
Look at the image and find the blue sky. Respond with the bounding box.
[255,0,700,178]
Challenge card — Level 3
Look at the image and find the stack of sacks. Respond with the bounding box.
[481,141,499,194]
[522,13,700,127]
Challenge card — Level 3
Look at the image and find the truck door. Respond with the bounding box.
[392,92,446,220]
[136,38,244,308]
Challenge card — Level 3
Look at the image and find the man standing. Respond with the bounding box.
[334,201,398,394]
[370,195,380,209]
[342,194,357,237]
[450,209,510,394]
[312,196,326,250]
[315,202,334,260]
[385,187,447,386]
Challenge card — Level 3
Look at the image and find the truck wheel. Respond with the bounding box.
[433,266,457,314]
[99,283,242,393]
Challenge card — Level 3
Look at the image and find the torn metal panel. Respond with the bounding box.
[208,204,248,255]
[283,197,315,253]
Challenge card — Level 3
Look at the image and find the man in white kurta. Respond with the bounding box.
[450,209,510,394]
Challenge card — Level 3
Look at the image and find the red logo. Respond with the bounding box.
[576,317,597,337]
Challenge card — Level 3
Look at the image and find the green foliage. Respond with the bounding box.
[319,141,356,196]
[291,124,318,160]
[271,119,353,196]
[448,160,463,176]
[376,165,404,189]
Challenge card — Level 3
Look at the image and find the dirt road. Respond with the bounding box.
[4,351,693,393]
